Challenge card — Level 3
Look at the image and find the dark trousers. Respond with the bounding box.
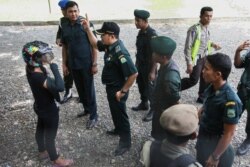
[64,61,73,90]
[72,68,97,120]
[136,64,155,107]
[238,95,250,134]
[196,132,234,167]
[151,108,167,141]
[106,86,131,146]
[35,113,59,161]
[181,57,208,98]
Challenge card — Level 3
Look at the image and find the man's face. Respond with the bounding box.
[152,52,161,63]
[134,17,146,29]
[101,33,112,45]
[66,5,79,21]
[200,11,213,25]
[202,61,217,83]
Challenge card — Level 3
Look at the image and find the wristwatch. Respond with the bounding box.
[211,153,220,161]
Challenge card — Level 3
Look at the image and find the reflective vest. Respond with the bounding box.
[191,24,212,65]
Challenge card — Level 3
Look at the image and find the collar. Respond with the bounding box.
[161,139,189,159]
[108,40,119,52]
[207,82,228,96]
[139,25,150,34]
[68,17,82,25]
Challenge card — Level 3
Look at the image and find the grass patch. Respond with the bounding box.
[146,0,182,10]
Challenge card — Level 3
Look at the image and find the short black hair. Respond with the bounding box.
[166,131,193,145]
[200,6,213,16]
[65,1,78,10]
[206,53,232,80]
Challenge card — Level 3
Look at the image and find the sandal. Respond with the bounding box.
[53,157,74,167]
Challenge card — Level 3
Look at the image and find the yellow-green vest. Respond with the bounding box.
[191,24,212,65]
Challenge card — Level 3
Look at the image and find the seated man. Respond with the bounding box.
[140,104,202,167]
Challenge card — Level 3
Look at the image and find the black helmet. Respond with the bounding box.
[22,41,53,67]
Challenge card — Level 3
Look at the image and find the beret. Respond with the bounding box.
[134,9,150,19]
[150,36,176,57]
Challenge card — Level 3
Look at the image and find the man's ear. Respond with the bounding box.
[190,132,197,140]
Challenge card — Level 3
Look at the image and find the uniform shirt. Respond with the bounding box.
[56,17,68,40]
[97,40,137,87]
[61,17,93,70]
[140,140,202,167]
[184,22,210,65]
[199,82,242,135]
[136,26,157,66]
[239,49,250,87]
[152,59,181,111]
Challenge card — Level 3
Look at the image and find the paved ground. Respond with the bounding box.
[0,19,250,167]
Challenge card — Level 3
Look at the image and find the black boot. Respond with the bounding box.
[142,109,154,122]
[60,88,72,104]
[132,101,149,111]
[114,141,131,156]
[237,136,250,155]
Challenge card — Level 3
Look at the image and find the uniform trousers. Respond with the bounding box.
[106,86,131,146]
[72,68,97,120]
[196,131,234,167]
[181,56,208,98]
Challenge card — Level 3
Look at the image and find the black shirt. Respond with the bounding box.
[27,71,58,117]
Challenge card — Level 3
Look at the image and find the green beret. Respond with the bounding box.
[160,104,199,136]
[150,36,176,57]
[134,9,150,20]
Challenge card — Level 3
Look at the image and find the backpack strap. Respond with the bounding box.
[169,154,197,167]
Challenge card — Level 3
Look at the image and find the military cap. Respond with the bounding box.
[160,104,199,136]
[58,0,69,10]
[96,22,120,36]
[134,9,150,20]
[150,36,176,57]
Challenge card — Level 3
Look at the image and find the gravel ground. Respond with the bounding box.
[0,20,250,167]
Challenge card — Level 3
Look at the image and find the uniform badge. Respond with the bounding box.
[115,45,121,53]
[227,109,236,118]
[120,56,127,64]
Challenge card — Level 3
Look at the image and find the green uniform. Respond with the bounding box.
[237,50,250,134]
[151,59,181,141]
[197,83,242,167]
[97,40,137,146]
[135,26,157,104]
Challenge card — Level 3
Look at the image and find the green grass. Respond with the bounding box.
[146,0,182,10]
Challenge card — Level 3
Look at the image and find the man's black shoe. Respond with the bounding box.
[236,139,250,155]
[196,97,204,104]
[142,110,154,122]
[60,89,72,104]
[132,102,149,111]
[114,145,130,156]
[77,111,89,118]
[106,129,119,136]
[86,118,98,129]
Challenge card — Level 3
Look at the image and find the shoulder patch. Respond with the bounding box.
[119,55,127,64]
[115,45,121,53]
[225,101,236,106]
[227,108,236,118]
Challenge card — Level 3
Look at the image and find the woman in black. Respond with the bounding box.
[22,41,73,166]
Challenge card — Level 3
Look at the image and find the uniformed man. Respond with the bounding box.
[82,16,138,156]
[197,53,242,167]
[132,9,158,122]
[181,6,221,104]
[61,1,98,129]
[56,0,74,104]
[234,40,250,155]
[140,104,202,167]
[150,36,181,141]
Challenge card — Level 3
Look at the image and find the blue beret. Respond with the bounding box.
[58,0,69,9]
[134,9,150,19]
[151,36,176,57]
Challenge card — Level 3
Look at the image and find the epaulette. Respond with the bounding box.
[115,45,121,53]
